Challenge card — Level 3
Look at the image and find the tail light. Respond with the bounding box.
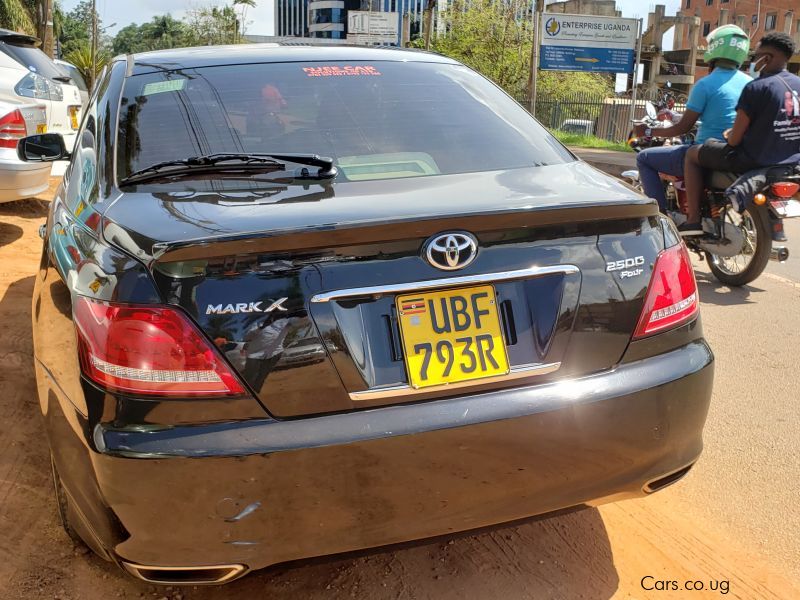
[634,242,698,339]
[771,182,800,198]
[73,296,246,397]
[0,109,27,149]
[15,72,64,102]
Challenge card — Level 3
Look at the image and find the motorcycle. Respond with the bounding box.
[623,100,800,286]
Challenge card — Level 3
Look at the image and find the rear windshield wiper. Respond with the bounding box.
[53,75,73,84]
[118,153,336,187]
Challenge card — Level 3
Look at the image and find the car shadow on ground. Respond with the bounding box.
[0,199,49,220]
[695,271,765,306]
[0,222,24,248]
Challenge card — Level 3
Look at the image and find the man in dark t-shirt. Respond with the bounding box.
[679,32,800,236]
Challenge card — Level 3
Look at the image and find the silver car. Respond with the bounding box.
[0,93,50,202]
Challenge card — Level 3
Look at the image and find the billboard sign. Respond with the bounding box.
[539,13,638,73]
[347,11,399,45]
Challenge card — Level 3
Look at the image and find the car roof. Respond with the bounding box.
[0,29,40,47]
[122,43,459,76]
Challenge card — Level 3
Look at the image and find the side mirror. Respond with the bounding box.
[17,133,70,163]
[645,101,658,120]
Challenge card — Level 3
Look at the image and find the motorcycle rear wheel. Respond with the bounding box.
[705,206,772,286]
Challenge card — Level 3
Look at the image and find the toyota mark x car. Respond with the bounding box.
[19,45,713,585]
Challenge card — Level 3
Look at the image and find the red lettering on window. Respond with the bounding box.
[303,65,382,77]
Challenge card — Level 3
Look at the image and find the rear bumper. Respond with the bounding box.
[0,158,50,202]
[53,339,713,575]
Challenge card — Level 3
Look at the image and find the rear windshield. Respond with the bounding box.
[57,62,88,91]
[0,42,65,81]
[116,60,573,183]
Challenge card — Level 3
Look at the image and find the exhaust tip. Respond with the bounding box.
[121,562,247,585]
[770,246,789,263]
[643,464,694,494]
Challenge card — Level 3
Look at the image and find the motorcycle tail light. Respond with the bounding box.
[0,109,27,149]
[633,242,698,339]
[73,296,246,397]
[771,182,800,198]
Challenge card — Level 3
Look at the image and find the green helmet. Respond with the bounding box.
[705,25,750,67]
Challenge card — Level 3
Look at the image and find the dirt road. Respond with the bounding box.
[0,194,798,600]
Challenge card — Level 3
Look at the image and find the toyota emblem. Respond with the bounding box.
[424,232,478,271]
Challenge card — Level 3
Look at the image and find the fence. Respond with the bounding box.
[516,91,687,143]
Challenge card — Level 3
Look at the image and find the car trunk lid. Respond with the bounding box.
[102,162,665,417]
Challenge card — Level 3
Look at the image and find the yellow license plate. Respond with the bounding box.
[36,124,47,134]
[396,285,509,389]
[69,106,80,129]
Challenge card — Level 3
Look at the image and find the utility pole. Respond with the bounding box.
[91,0,98,90]
[37,0,54,57]
[529,0,545,115]
[628,19,643,132]
[423,0,436,50]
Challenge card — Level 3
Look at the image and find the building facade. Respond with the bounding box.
[677,0,799,62]
[544,0,621,17]
[275,0,429,42]
[274,0,310,37]
[675,0,800,76]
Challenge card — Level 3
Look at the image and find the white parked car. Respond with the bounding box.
[0,29,82,150]
[0,93,50,202]
[559,119,595,136]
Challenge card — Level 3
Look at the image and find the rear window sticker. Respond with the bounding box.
[142,79,187,96]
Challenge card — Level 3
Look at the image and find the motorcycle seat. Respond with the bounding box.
[706,164,800,190]
[706,171,737,190]
[764,163,800,182]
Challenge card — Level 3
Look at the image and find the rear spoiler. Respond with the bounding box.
[0,32,41,48]
[149,200,658,264]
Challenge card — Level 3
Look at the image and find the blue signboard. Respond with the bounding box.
[539,13,638,74]
[540,46,635,74]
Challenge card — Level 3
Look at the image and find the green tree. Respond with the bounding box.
[183,5,240,46]
[233,0,256,42]
[0,0,36,35]
[418,0,612,102]
[64,42,109,88]
[112,15,187,54]
[57,0,94,56]
[420,0,533,98]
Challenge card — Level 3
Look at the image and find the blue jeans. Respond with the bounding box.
[636,144,690,210]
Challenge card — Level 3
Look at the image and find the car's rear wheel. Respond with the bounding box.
[50,454,85,547]
[706,205,772,287]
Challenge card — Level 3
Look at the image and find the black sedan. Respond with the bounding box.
[19,45,712,585]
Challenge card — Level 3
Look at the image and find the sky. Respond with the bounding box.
[63,0,683,42]
[62,0,276,36]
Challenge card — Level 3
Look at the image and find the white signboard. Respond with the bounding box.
[347,33,398,45]
[540,13,638,73]
[348,11,399,36]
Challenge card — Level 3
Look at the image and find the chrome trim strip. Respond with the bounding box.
[311,264,579,303]
[349,362,561,401]
[121,562,247,585]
